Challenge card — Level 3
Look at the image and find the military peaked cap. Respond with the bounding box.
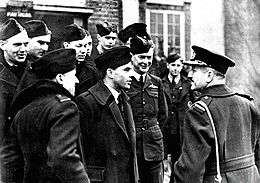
[95,46,131,72]
[184,45,235,74]
[96,22,118,37]
[63,23,89,42]
[0,18,24,40]
[31,48,76,79]
[130,35,153,55]
[118,23,151,43]
[24,20,51,38]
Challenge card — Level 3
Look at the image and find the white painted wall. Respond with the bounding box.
[0,0,86,7]
[122,0,139,28]
[190,0,225,53]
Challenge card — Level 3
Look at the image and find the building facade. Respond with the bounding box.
[0,0,191,58]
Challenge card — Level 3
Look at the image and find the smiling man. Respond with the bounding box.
[76,46,139,183]
[0,18,29,182]
[125,24,168,183]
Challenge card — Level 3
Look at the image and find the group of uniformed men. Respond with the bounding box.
[0,17,259,183]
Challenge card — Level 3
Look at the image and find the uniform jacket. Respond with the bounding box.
[0,50,26,182]
[76,81,139,183]
[75,56,99,96]
[90,46,102,61]
[174,84,260,183]
[15,55,38,95]
[162,75,193,155]
[10,80,89,183]
[127,73,168,161]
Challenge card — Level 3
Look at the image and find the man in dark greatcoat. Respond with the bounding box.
[174,45,260,183]
[0,18,29,182]
[62,23,98,95]
[122,23,168,183]
[76,46,139,183]
[10,48,90,183]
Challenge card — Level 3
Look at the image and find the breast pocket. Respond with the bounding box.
[146,88,159,113]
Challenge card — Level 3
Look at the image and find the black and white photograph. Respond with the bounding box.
[0,0,259,182]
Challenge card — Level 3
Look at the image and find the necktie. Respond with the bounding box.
[139,75,144,87]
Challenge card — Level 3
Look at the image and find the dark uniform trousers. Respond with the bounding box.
[127,74,168,183]
[161,75,193,183]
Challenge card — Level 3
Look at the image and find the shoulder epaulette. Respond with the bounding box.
[191,102,206,114]
[56,94,71,102]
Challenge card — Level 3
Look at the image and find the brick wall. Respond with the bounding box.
[86,0,122,45]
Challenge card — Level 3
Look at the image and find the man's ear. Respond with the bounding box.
[96,34,101,42]
[206,69,214,83]
[63,42,69,48]
[166,63,170,69]
[0,40,7,50]
[106,68,114,79]
[55,73,64,84]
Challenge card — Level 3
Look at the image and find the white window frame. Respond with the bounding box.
[146,9,185,58]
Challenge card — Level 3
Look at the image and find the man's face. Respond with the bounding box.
[99,32,117,50]
[27,34,51,59]
[112,62,134,89]
[64,35,92,62]
[167,58,183,77]
[60,69,79,96]
[131,48,153,74]
[0,31,29,65]
[189,66,210,90]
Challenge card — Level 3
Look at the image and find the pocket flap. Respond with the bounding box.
[86,165,105,182]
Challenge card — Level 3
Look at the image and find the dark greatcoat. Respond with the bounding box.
[90,46,102,61]
[174,84,260,183]
[0,50,26,182]
[10,80,89,183]
[76,81,139,183]
[15,54,39,95]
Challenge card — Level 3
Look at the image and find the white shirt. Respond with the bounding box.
[132,71,146,82]
[104,82,121,104]
[168,74,181,85]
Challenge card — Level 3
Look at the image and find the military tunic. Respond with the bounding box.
[174,84,260,183]
[127,73,168,183]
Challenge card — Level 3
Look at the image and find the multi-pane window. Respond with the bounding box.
[146,9,184,57]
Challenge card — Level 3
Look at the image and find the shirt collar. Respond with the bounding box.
[168,74,181,84]
[132,71,146,82]
[104,82,121,104]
